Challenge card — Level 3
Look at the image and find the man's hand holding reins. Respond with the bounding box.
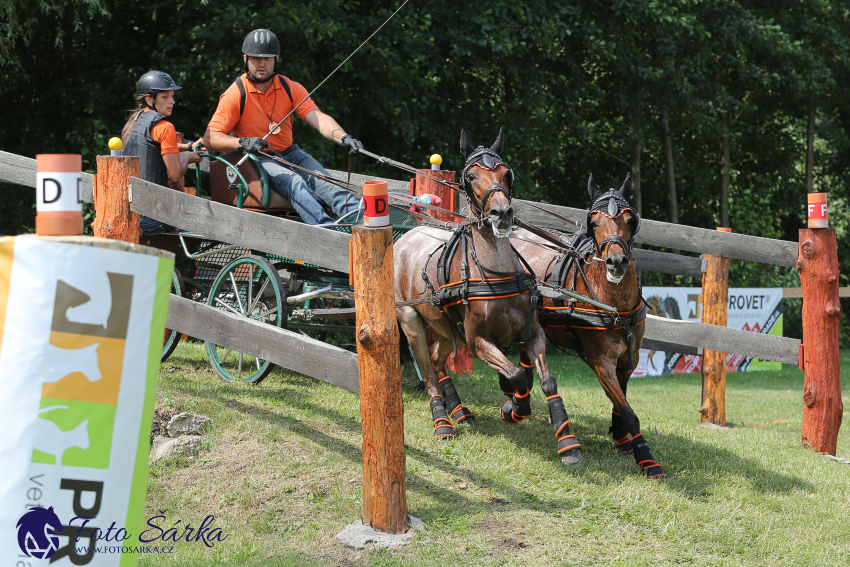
[340,134,364,155]
[239,136,271,155]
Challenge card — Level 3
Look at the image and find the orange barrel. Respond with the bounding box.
[35,154,83,236]
[807,192,828,229]
[363,180,390,227]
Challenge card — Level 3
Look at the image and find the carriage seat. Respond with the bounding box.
[209,151,294,212]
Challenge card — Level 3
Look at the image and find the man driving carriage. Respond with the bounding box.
[203,29,362,225]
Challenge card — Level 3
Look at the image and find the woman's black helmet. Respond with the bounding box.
[242,29,280,57]
[136,71,181,96]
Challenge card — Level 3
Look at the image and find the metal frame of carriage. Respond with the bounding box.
[152,151,423,384]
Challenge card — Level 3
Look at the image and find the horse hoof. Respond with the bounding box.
[461,416,476,427]
[560,449,583,466]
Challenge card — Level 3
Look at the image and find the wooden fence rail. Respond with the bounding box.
[129,177,352,273]
[167,294,360,393]
[512,199,798,267]
[644,314,800,365]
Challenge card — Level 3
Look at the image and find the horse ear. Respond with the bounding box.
[460,129,474,161]
[490,127,505,156]
[618,172,632,201]
[587,174,602,202]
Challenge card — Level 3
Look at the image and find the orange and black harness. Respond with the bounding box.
[420,224,539,353]
[536,230,646,373]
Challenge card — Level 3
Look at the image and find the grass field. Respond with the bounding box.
[141,343,850,567]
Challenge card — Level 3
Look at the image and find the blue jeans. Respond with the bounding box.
[258,146,361,225]
[140,216,173,234]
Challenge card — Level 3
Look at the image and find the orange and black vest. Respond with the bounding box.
[124,111,169,186]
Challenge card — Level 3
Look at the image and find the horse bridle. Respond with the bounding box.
[460,147,515,219]
[586,190,641,257]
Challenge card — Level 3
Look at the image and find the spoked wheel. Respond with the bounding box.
[205,255,286,384]
[162,269,184,363]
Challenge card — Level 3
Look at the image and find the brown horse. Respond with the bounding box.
[511,174,666,478]
[394,129,583,465]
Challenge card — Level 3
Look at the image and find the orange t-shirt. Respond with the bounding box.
[142,109,179,155]
[207,74,319,152]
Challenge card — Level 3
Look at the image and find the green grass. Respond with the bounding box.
[140,344,850,567]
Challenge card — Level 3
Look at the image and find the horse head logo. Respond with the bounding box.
[16,506,63,559]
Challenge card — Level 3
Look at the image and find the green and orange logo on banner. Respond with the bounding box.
[0,236,173,566]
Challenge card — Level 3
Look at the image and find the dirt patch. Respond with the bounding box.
[489,537,532,553]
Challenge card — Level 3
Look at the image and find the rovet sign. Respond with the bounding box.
[0,236,173,566]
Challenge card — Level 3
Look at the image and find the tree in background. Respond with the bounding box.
[1,0,848,342]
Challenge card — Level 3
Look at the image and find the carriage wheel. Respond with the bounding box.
[204,255,286,384]
[162,269,184,363]
[286,280,356,351]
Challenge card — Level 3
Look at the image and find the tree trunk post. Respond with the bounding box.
[353,180,408,534]
[798,192,842,454]
[93,155,141,243]
[700,226,732,425]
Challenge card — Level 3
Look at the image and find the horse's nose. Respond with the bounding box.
[605,254,629,273]
[488,206,514,223]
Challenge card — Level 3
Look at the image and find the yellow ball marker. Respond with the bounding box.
[430,153,442,170]
[108,137,123,156]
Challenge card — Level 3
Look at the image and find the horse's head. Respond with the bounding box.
[586,173,640,284]
[460,128,515,237]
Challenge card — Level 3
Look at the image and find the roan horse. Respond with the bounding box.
[511,174,666,478]
[394,129,583,465]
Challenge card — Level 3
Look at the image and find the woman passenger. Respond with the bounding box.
[121,70,203,234]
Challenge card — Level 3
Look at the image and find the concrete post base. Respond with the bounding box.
[336,515,425,549]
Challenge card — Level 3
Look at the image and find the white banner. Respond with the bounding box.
[633,287,783,377]
[0,236,172,566]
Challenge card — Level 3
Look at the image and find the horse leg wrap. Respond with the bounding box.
[498,373,514,396]
[430,395,455,439]
[439,376,475,423]
[520,361,535,391]
[630,433,666,478]
[548,395,580,455]
[609,410,633,455]
[501,388,532,424]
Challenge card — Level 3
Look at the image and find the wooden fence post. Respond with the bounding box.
[798,192,842,454]
[700,226,732,425]
[353,220,407,533]
[93,155,141,243]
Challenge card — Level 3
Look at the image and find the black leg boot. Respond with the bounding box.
[630,433,666,478]
[439,376,475,425]
[547,395,582,464]
[609,410,634,454]
[430,395,455,439]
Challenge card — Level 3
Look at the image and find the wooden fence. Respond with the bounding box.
[1,149,841,454]
[0,149,803,370]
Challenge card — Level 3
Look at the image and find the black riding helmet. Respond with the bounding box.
[243,29,280,83]
[243,29,280,57]
[136,70,181,97]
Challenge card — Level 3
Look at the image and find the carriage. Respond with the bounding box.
[145,150,421,384]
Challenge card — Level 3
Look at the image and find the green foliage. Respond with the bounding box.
[1,0,848,339]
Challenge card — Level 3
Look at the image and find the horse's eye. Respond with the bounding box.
[467,173,475,183]
[590,221,599,230]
